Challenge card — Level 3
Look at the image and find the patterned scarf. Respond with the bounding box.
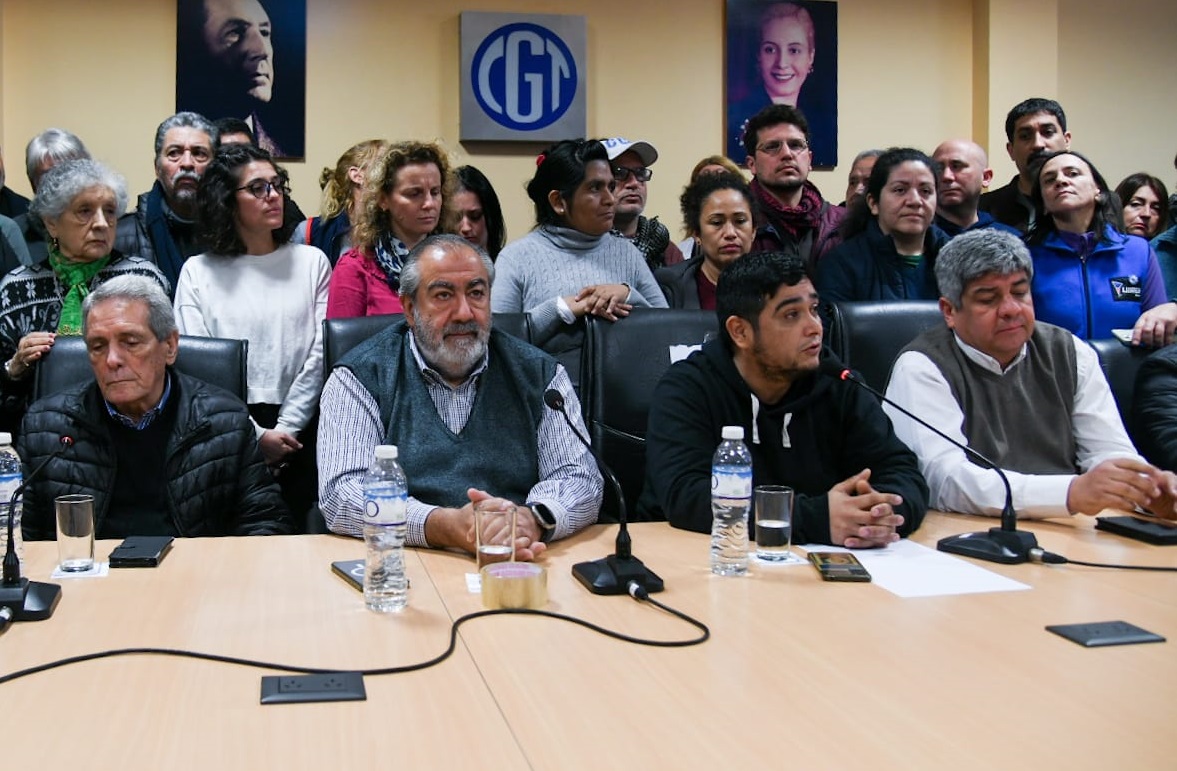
[751,179,824,240]
[621,216,672,270]
[373,232,410,292]
[49,248,110,335]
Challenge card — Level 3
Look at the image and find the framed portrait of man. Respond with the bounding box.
[175,0,307,159]
[726,0,838,168]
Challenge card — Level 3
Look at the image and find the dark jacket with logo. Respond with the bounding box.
[18,371,292,539]
[1029,225,1166,340]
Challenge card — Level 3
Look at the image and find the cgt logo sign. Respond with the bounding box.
[460,13,586,142]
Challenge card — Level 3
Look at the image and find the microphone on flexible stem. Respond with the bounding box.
[0,435,73,628]
[817,358,1037,564]
[543,389,664,595]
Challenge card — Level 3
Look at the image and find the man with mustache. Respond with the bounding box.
[979,97,1071,233]
[115,112,218,291]
[743,104,844,267]
[318,235,603,559]
[885,229,1177,519]
[932,139,1020,238]
[602,137,684,271]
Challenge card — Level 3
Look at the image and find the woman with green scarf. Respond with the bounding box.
[0,159,169,430]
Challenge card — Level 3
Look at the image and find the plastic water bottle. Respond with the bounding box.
[362,445,408,612]
[0,433,22,566]
[711,425,752,576]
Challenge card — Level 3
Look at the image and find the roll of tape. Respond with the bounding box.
[480,562,547,609]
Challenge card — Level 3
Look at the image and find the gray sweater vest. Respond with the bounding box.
[904,323,1078,474]
[339,322,557,509]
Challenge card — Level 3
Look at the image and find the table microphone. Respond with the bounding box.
[543,389,664,595]
[0,435,73,628]
[817,358,1038,564]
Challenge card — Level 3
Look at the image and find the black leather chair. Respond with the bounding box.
[583,308,718,522]
[834,301,945,391]
[33,335,249,402]
[1088,338,1151,428]
[322,312,531,372]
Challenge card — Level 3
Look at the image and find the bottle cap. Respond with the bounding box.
[0,432,11,445]
[374,445,398,460]
[721,426,744,441]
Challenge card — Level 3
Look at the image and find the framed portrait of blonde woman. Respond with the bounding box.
[726,0,838,168]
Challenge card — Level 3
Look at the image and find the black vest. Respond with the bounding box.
[339,322,556,508]
[904,323,1078,474]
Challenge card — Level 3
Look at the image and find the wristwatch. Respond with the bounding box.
[531,503,557,542]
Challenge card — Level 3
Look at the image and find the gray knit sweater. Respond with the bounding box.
[492,225,668,343]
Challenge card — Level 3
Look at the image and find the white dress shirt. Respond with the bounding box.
[884,332,1142,518]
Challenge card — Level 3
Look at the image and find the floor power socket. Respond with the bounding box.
[260,672,367,704]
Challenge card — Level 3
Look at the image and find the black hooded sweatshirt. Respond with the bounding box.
[637,338,928,544]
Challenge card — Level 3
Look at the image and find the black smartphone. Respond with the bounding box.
[808,551,872,582]
[331,559,409,592]
[109,535,174,568]
[331,559,364,592]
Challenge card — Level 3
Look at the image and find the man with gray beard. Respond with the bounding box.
[115,112,218,291]
[317,234,602,560]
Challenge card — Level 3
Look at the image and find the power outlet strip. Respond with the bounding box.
[260,672,367,704]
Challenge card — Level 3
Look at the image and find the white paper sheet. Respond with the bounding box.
[799,540,1030,598]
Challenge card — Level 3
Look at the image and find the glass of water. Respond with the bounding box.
[754,486,801,563]
[474,498,516,569]
[55,494,95,572]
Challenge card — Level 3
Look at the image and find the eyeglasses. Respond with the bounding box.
[612,165,653,183]
[755,139,809,157]
[237,177,290,199]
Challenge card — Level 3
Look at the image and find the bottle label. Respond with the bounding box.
[0,472,20,500]
[364,494,407,526]
[712,469,751,498]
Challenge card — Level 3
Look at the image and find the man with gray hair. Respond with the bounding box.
[884,229,1177,519]
[318,234,602,559]
[14,127,91,267]
[18,274,291,540]
[841,148,881,208]
[25,128,90,194]
[115,112,219,288]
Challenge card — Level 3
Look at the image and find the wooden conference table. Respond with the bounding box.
[4,513,1176,770]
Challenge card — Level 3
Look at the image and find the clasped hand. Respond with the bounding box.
[827,469,905,548]
[567,284,633,322]
[452,488,545,562]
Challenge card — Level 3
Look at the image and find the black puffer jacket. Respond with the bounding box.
[1132,344,1177,472]
[18,371,292,539]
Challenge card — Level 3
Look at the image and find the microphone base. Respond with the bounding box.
[0,578,62,621]
[937,527,1038,565]
[572,554,664,595]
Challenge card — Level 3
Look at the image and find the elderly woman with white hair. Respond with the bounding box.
[0,158,168,429]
